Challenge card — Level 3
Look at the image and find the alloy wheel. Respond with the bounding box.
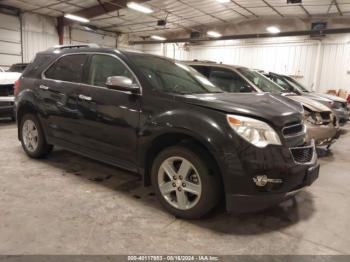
[158,156,202,210]
[22,119,39,153]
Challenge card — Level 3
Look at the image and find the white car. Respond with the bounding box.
[0,70,21,119]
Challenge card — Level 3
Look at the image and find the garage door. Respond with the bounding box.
[0,13,21,70]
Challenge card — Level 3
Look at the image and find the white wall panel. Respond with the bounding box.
[0,13,21,68]
[22,13,58,63]
[319,43,350,93]
[70,29,116,48]
[186,39,319,90]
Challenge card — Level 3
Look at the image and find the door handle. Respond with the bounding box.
[39,85,49,90]
[78,94,92,101]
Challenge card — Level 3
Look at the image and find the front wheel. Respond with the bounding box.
[20,114,53,158]
[151,146,221,219]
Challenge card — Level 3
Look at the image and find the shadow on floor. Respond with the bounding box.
[316,147,334,158]
[0,118,15,127]
[39,148,315,236]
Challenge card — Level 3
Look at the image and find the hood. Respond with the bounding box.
[0,72,21,85]
[176,92,304,127]
[286,95,331,112]
[314,93,347,103]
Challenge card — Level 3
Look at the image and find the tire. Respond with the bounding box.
[151,145,221,219]
[20,114,53,158]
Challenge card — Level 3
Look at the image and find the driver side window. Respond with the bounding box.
[209,67,253,93]
[87,54,135,87]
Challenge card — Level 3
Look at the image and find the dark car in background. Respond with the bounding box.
[8,63,29,73]
[265,72,349,126]
[15,45,319,218]
[186,61,339,148]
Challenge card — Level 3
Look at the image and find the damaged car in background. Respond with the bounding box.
[265,72,349,126]
[186,61,339,148]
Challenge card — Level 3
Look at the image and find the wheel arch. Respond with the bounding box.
[140,131,223,188]
[16,101,39,141]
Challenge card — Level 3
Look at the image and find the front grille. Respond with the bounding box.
[282,122,305,137]
[0,85,14,96]
[290,145,314,164]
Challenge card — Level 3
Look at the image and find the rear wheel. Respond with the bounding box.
[151,146,220,219]
[20,114,53,158]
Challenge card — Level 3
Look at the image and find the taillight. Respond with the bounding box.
[14,79,20,96]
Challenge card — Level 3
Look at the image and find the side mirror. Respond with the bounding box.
[105,76,139,93]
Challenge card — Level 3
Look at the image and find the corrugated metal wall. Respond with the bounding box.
[139,36,350,93]
[22,13,58,63]
[0,13,21,69]
[68,28,116,48]
[319,42,350,93]
[186,38,319,91]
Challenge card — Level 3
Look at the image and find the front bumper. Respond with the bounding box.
[0,96,15,118]
[305,122,338,146]
[215,137,319,214]
[226,164,319,213]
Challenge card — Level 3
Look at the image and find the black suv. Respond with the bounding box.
[15,45,319,219]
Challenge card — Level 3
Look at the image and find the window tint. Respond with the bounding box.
[237,68,286,93]
[275,77,292,90]
[86,54,135,87]
[8,64,28,73]
[45,54,87,83]
[209,67,254,93]
[129,54,223,94]
[284,76,310,93]
[191,65,211,77]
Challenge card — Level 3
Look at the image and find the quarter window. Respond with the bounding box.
[86,54,135,87]
[45,54,87,83]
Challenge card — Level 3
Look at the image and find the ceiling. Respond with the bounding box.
[1,0,350,37]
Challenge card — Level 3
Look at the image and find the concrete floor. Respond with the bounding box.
[0,119,349,255]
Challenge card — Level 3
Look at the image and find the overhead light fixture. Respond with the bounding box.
[150,35,166,41]
[216,0,230,3]
[266,26,281,34]
[64,13,90,23]
[127,2,153,14]
[207,31,222,38]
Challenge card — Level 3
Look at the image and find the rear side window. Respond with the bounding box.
[86,54,135,87]
[209,67,254,93]
[44,54,87,83]
[23,55,52,78]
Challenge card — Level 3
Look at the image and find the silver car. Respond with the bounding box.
[185,61,339,147]
[265,72,349,126]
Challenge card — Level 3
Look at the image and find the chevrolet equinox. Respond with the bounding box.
[15,45,319,219]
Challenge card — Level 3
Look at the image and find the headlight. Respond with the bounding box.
[304,111,323,125]
[226,115,281,148]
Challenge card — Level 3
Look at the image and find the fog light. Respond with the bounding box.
[253,175,283,187]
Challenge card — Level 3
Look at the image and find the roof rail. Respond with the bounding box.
[192,59,217,63]
[47,43,100,51]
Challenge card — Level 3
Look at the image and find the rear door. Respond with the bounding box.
[75,53,141,170]
[40,54,88,145]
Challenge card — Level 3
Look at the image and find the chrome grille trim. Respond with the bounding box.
[289,139,317,165]
[282,122,306,138]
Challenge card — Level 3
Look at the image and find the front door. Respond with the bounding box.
[76,54,141,171]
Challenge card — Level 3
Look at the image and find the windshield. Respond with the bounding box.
[128,54,223,94]
[237,68,288,93]
[283,76,310,93]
